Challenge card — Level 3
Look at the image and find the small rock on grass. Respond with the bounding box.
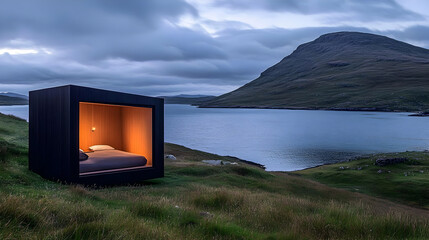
[165,154,177,160]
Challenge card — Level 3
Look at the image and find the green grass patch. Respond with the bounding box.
[193,189,244,211]
[295,151,429,209]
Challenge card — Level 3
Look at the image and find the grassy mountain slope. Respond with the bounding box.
[0,114,428,239]
[201,32,429,112]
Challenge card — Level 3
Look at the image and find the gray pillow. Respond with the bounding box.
[79,149,88,161]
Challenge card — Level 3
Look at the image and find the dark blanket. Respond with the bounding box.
[80,149,147,173]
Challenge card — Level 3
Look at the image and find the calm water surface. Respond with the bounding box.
[1,104,429,171]
[0,105,29,121]
[164,105,429,171]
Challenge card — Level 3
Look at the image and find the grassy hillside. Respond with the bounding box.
[294,152,429,209]
[201,32,429,112]
[0,95,28,106]
[0,113,28,148]
[0,113,429,239]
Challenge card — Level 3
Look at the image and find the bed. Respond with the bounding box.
[80,149,147,174]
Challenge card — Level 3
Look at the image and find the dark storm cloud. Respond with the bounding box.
[387,25,429,46]
[0,0,225,62]
[0,0,197,35]
[0,0,235,95]
[77,27,227,62]
[0,0,288,95]
[214,0,423,21]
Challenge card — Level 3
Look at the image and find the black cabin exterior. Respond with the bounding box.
[29,85,164,185]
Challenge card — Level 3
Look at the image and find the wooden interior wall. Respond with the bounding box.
[122,107,153,166]
[79,103,123,151]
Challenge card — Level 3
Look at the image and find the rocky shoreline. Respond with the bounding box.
[225,155,266,169]
[408,112,429,117]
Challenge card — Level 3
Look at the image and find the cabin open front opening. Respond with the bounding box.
[79,102,153,175]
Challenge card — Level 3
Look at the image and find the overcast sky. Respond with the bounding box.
[1,0,429,96]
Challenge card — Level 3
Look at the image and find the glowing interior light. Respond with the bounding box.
[91,127,96,132]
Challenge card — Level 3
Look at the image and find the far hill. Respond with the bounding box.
[200,32,429,112]
[0,95,28,105]
[0,92,28,100]
[160,94,216,104]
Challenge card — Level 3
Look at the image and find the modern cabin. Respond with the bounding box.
[29,85,164,185]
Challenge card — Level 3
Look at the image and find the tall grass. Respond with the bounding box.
[1,166,429,239]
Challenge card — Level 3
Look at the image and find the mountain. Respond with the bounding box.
[160,94,216,104]
[0,92,29,100]
[0,95,28,105]
[200,32,429,112]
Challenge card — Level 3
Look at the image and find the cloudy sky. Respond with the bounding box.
[1,0,429,96]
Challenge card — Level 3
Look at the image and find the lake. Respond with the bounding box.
[1,104,428,171]
[0,105,29,121]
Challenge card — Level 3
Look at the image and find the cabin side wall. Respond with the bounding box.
[29,86,73,181]
[153,102,164,176]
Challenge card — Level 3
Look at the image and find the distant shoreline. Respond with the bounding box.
[196,104,416,113]
[0,103,28,106]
